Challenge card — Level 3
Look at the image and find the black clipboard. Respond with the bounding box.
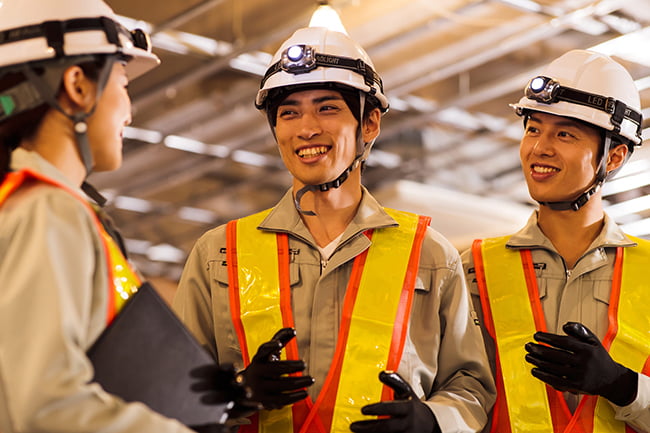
[87,282,231,426]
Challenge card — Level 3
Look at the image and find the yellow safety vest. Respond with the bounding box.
[0,169,140,323]
[472,236,650,433]
[226,207,430,433]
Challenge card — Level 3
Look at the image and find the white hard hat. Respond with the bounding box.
[512,49,642,146]
[255,26,389,112]
[0,0,159,79]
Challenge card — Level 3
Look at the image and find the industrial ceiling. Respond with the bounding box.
[91,0,650,282]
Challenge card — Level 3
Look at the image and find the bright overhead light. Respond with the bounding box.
[178,206,217,224]
[232,150,270,167]
[114,196,154,213]
[309,3,347,34]
[123,126,163,144]
[602,172,650,196]
[606,194,650,219]
[591,26,650,67]
[620,218,650,237]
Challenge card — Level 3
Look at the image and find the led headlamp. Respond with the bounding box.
[525,76,561,103]
[260,44,384,94]
[281,44,317,74]
[522,75,642,141]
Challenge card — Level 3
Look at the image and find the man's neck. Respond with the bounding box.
[295,176,363,248]
[536,198,605,270]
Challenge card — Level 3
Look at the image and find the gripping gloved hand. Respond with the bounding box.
[524,321,638,406]
[236,327,314,412]
[349,371,441,433]
[188,362,245,431]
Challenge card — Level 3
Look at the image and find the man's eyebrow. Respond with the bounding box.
[279,94,344,106]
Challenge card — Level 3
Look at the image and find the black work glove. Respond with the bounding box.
[525,321,638,406]
[349,371,441,433]
[189,362,248,425]
[236,328,314,412]
[190,424,230,433]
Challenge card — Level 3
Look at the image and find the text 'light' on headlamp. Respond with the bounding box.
[281,44,317,74]
[525,75,561,103]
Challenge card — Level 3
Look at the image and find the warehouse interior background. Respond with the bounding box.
[93,0,650,292]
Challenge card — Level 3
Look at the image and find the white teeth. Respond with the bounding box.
[533,165,559,173]
[298,146,329,158]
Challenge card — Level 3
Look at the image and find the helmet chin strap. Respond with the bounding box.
[293,92,368,216]
[537,133,612,212]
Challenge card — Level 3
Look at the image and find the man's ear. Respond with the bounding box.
[60,65,96,112]
[606,142,629,173]
[362,108,381,143]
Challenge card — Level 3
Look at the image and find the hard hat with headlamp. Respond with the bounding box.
[511,49,643,211]
[256,26,389,215]
[0,0,159,184]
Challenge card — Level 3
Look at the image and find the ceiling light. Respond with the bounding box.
[591,26,650,67]
[620,218,650,237]
[114,196,154,213]
[605,194,650,219]
[232,150,270,167]
[123,126,163,144]
[309,3,347,34]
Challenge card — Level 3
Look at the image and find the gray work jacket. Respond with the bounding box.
[462,211,650,432]
[174,187,496,432]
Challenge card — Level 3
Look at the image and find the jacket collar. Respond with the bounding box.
[507,210,636,251]
[259,186,398,248]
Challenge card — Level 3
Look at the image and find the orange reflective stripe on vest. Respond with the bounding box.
[0,169,140,324]
[227,207,430,433]
[473,236,650,433]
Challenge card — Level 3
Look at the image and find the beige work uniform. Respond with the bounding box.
[461,211,650,433]
[174,187,496,432]
[0,148,195,433]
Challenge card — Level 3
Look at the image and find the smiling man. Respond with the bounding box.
[461,50,650,432]
[173,25,495,433]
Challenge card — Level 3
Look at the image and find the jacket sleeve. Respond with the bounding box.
[172,227,223,361]
[0,188,193,433]
[410,229,496,433]
[613,373,650,432]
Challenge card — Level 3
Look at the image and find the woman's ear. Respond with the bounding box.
[362,108,381,143]
[606,143,629,173]
[60,65,96,112]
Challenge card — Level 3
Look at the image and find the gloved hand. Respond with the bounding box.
[349,371,441,433]
[189,362,247,425]
[524,321,638,406]
[236,327,314,411]
[189,423,229,433]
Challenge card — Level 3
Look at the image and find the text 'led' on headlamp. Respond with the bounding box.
[281,44,317,74]
[525,76,561,103]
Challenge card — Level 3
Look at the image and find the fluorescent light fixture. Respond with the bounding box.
[232,150,270,167]
[124,238,152,255]
[146,243,186,263]
[164,135,208,154]
[114,196,154,213]
[178,206,217,224]
[602,172,650,196]
[606,194,650,219]
[497,0,542,13]
[366,149,402,169]
[591,26,650,67]
[620,218,650,237]
[636,75,650,91]
[229,52,273,76]
[123,126,163,144]
[309,4,347,34]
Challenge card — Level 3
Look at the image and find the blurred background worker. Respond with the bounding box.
[173,20,495,433]
[0,0,235,431]
[462,50,649,432]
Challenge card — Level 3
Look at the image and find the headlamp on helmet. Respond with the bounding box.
[520,74,642,142]
[281,44,317,74]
